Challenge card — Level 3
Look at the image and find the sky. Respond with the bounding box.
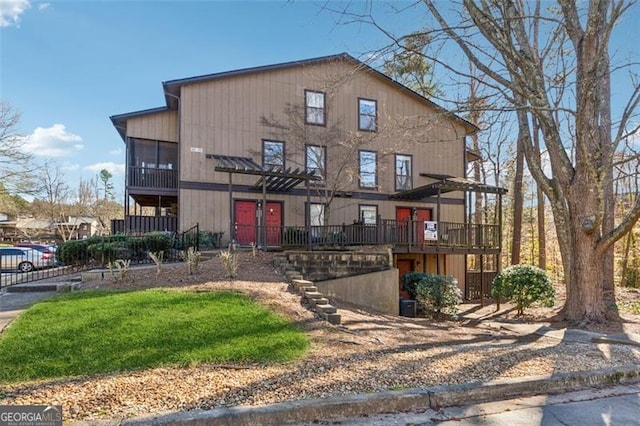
[0,0,410,200]
[1,0,639,201]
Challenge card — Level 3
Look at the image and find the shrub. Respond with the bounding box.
[414,274,462,317]
[491,264,555,316]
[87,242,131,266]
[142,232,172,253]
[400,272,429,299]
[57,240,90,265]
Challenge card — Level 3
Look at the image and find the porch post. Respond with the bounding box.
[480,254,485,307]
[436,188,441,275]
[306,182,311,251]
[262,173,267,250]
[229,173,234,245]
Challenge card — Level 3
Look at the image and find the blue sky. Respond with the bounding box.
[1,1,639,200]
[1,0,404,199]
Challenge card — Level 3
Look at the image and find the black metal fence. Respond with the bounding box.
[0,226,200,289]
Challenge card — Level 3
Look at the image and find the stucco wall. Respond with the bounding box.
[314,268,399,315]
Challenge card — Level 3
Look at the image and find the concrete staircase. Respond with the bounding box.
[279,269,341,325]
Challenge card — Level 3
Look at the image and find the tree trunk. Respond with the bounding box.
[510,137,524,265]
[532,117,546,270]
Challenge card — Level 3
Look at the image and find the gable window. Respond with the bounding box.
[395,154,412,191]
[262,140,284,171]
[305,90,326,125]
[358,98,377,132]
[359,205,378,225]
[306,144,326,181]
[359,150,377,189]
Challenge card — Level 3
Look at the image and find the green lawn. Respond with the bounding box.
[0,289,309,384]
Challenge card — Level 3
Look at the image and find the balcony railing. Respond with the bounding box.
[234,220,501,251]
[128,166,178,189]
[111,216,178,234]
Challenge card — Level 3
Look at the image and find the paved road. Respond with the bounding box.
[302,383,640,425]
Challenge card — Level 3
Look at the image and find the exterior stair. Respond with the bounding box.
[288,278,341,325]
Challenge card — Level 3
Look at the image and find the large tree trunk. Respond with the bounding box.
[510,135,525,265]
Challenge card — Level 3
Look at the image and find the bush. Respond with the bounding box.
[88,241,131,266]
[491,264,555,316]
[142,232,172,253]
[57,240,90,265]
[400,272,429,299]
[414,274,462,317]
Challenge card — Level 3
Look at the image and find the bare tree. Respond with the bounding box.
[340,0,640,322]
[35,163,76,241]
[0,100,35,196]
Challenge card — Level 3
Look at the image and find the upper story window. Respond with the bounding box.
[262,140,285,171]
[305,90,326,126]
[359,150,377,189]
[395,154,412,191]
[305,144,326,181]
[358,98,377,132]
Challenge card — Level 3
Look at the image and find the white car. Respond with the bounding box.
[0,247,55,272]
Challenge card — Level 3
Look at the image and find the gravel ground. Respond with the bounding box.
[1,251,639,422]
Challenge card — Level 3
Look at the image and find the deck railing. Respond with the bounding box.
[234,220,500,251]
[128,166,178,189]
[111,216,178,234]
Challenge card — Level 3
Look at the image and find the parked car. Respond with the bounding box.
[13,243,59,265]
[0,247,55,272]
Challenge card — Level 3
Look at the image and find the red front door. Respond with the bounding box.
[265,201,282,246]
[234,200,256,245]
[397,258,414,299]
[396,207,432,245]
[415,208,432,245]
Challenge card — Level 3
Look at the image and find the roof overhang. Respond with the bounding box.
[109,107,171,142]
[390,173,507,200]
[207,154,320,191]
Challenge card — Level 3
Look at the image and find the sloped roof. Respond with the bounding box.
[161,53,478,134]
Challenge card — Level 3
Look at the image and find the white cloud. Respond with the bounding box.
[84,162,125,176]
[37,2,49,10]
[0,0,30,27]
[109,147,123,156]
[22,124,83,157]
[61,162,79,171]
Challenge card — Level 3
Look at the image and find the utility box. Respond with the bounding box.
[399,299,416,318]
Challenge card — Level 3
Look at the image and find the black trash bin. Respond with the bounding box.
[399,299,416,317]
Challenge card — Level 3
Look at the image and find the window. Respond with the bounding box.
[309,203,325,226]
[358,98,377,132]
[305,90,326,125]
[306,145,326,181]
[395,154,412,191]
[359,205,378,225]
[262,140,284,171]
[359,150,377,189]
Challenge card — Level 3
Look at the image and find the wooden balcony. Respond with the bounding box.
[235,220,501,253]
[128,166,178,189]
[111,216,177,234]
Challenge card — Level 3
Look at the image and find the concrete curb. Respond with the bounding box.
[120,365,640,426]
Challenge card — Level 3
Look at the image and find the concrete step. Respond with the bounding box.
[321,312,341,325]
[298,285,317,294]
[291,279,314,291]
[308,297,329,308]
[316,304,337,314]
[304,291,324,300]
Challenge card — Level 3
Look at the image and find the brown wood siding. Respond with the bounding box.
[127,110,179,142]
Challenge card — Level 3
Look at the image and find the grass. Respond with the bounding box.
[618,300,640,315]
[0,289,309,384]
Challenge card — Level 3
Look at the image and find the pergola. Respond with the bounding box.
[207,154,320,249]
